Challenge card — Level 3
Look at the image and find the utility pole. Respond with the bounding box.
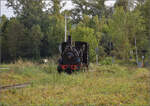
[0,0,1,65]
[95,47,99,64]
[96,55,98,64]
[135,37,138,65]
[65,13,67,42]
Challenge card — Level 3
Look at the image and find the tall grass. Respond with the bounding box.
[0,60,150,105]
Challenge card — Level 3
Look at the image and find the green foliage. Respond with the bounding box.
[0,0,149,63]
[105,6,148,60]
[30,25,43,59]
[3,18,26,60]
[126,9,148,56]
[71,26,98,61]
[0,15,8,32]
[1,0,66,60]
[7,0,44,17]
[139,0,150,53]
[107,7,130,59]
[71,0,106,23]
[99,57,113,65]
[1,18,44,60]
[47,15,65,55]
[115,0,129,11]
[51,0,61,15]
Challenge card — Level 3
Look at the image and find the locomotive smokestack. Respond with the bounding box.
[67,34,72,45]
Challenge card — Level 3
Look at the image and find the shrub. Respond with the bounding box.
[99,57,113,65]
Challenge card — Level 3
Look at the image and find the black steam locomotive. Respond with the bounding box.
[57,35,89,74]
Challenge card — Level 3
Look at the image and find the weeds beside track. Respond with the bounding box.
[0,60,150,105]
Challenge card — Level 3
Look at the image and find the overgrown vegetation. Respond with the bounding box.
[0,60,149,105]
[0,0,149,105]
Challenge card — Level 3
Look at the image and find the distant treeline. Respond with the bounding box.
[0,0,150,62]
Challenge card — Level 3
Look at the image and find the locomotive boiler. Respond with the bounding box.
[57,35,89,74]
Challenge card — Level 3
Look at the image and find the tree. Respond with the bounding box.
[77,15,103,41]
[106,6,148,61]
[71,25,98,61]
[51,0,61,15]
[39,15,66,57]
[0,15,9,62]
[139,0,150,57]
[115,0,129,11]
[71,0,106,23]
[50,15,65,53]
[91,15,103,40]
[107,7,130,60]
[7,0,45,29]
[3,18,26,60]
[127,10,147,51]
[139,0,150,38]
[136,0,146,5]
[30,25,43,59]
[0,15,8,32]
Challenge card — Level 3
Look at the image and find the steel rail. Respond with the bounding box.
[0,82,31,90]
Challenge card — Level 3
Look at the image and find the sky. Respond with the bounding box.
[0,0,116,18]
[0,1,15,18]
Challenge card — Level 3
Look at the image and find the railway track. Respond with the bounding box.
[0,67,10,73]
[0,83,31,90]
[0,68,10,70]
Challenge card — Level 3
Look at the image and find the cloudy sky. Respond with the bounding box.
[0,1,14,17]
[0,0,116,18]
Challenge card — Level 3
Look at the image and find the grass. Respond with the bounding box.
[0,59,150,105]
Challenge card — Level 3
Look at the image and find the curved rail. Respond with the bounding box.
[0,83,31,90]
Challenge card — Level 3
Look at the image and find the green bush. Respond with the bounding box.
[99,57,113,65]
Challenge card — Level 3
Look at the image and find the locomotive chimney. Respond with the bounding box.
[67,34,72,45]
